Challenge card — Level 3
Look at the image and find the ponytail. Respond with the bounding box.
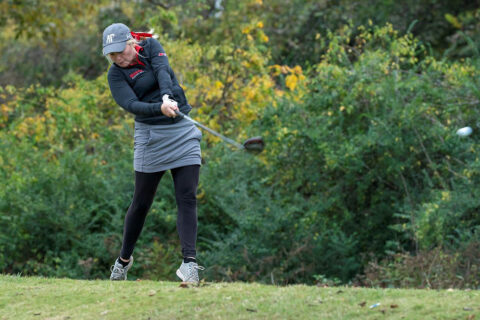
[130,31,153,41]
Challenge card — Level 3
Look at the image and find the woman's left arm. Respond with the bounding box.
[148,38,174,99]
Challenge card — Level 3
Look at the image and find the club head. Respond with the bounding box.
[243,136,265,153]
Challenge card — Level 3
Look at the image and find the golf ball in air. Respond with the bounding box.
[456,126,472,137]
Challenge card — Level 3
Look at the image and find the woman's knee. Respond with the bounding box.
[129,197,154,215]
[175,186,197,203]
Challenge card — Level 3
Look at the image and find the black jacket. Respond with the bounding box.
[107,37,191,124]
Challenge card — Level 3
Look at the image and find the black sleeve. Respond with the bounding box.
[107,67,163,116]
[147,38,174,97]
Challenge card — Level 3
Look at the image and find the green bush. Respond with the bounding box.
[201,23,480,283]
[197,147,360,284]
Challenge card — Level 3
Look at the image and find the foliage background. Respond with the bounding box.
[1,0,480,288]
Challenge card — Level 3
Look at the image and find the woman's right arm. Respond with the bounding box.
[108,69,163,116]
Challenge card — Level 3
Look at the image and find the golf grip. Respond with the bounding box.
[175,110,245,150]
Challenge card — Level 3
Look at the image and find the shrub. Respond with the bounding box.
[359,239,480,289]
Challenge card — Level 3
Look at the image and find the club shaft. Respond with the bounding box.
[175,110,245,149]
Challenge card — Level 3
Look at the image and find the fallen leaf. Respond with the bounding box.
[136,279,142,282]
[179,282,189,288]
[336,290,344,294]
[390,304,399,309]
[359,301,366,307]
[33,313,41,316]
[100,310,108,316]
[246,308,257,312]
[148,290,156,296]
[466,315,475,320]
[379,309,386,314]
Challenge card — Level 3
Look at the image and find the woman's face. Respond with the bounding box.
[109,43,136,68]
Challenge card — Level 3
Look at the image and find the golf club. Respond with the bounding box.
[175,110,264,152]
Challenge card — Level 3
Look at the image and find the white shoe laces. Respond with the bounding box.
[111,265,126,274]
[193,265,205,271]
[185,263,205,281]
[110,262,129,278]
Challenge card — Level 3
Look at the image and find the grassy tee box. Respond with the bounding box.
[0,274,479,320]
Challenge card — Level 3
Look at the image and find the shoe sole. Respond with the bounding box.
[176,269,185,281]
[176,269,200,285]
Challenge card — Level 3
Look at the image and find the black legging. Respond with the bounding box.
[120,165,200,259]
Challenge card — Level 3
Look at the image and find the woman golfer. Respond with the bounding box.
[102,23,204,283]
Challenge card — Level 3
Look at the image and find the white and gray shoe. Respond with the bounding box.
[176,261,205,284]
[110,256,133,281]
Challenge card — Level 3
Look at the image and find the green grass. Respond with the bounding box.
[0,274,479,320]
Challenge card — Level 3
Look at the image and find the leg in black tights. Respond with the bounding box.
[120,171,164,260]
[119,165,200,260]
[171,165,200,258]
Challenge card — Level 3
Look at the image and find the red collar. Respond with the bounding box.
[129,45,145,66]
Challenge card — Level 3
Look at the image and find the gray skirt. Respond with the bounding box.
[133,118,202,173]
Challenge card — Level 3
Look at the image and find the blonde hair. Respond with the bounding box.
[105,39,142,65]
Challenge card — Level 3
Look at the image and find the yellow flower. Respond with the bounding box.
[215,81,224,89]
[293,65,302,74]
[280,66,291,74]
[285,74,298,91]
[257,21,264,28]
[270,65,282,76]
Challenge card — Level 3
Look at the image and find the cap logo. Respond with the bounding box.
[106,34,115,44]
